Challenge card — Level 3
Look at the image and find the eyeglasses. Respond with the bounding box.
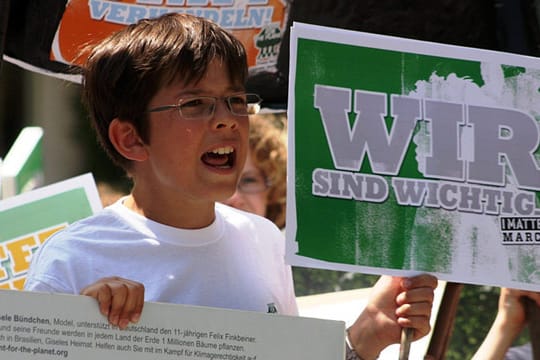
[237,171,271,194]
[147,93,262,120]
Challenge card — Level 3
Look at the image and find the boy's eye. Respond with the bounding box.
[229,95,248,106]
[179,97,214,117]
[181,98,208,108]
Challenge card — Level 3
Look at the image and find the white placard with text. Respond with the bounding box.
[0,290,345,359]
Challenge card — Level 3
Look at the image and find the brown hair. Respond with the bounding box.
[249,114,287,228]
[82,13,248,170]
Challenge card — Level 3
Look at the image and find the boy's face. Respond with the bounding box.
[142,60,249,203]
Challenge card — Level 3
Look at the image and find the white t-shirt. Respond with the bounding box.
[25,200,298,316]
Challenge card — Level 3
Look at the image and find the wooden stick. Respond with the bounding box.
[398,327,413,360]
[425,283,463,359]
[523,297,540,360]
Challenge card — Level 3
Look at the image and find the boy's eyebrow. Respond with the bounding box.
[174,85,246,99]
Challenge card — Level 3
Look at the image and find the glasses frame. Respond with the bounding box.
[147,93,262,119]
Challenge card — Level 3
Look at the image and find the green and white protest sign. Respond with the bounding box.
[286,22,540,291]
[0,127,45,199]
[0,173,101,290]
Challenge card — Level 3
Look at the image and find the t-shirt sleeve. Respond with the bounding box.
[23,232,79,295]
[24,277,66,293]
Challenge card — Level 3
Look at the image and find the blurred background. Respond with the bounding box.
[1,0,539,358]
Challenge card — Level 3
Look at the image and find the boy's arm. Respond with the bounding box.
[80,276,145,330]
[347,274,438,360]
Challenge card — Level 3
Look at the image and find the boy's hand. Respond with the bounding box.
[347,274,438,360]
[80,277,145,329]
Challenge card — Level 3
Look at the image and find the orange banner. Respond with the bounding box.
[51,0,288,73]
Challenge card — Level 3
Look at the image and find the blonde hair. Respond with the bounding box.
[249,114,287,228]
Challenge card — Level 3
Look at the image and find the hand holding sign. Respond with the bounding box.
[346,275,437,359]
[80,276,145,330]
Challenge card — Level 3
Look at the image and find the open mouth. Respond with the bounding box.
[201,146,235,169]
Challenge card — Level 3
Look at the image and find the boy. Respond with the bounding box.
[25,13,437,360]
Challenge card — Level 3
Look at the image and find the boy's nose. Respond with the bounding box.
[212,99,239,129]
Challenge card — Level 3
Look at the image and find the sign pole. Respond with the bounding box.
[425,283,463,359]
[398,328,413,360]
[0,0,9,71]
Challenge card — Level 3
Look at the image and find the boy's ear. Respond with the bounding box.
[108,118,148,162]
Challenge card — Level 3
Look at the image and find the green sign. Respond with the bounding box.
[0,173,101,289]
[286,23,540,291]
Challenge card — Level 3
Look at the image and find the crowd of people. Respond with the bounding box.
[19,10,539,360]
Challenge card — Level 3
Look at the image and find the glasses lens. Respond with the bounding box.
[179,97,215,119]
[238,172,268,193]
[175,94,262,119]
[228,94,261,116]
[227,94,249,116]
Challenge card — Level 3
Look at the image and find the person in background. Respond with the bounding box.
[473,288,540,360]
[222,113,287,228]
[24,13,437,360]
